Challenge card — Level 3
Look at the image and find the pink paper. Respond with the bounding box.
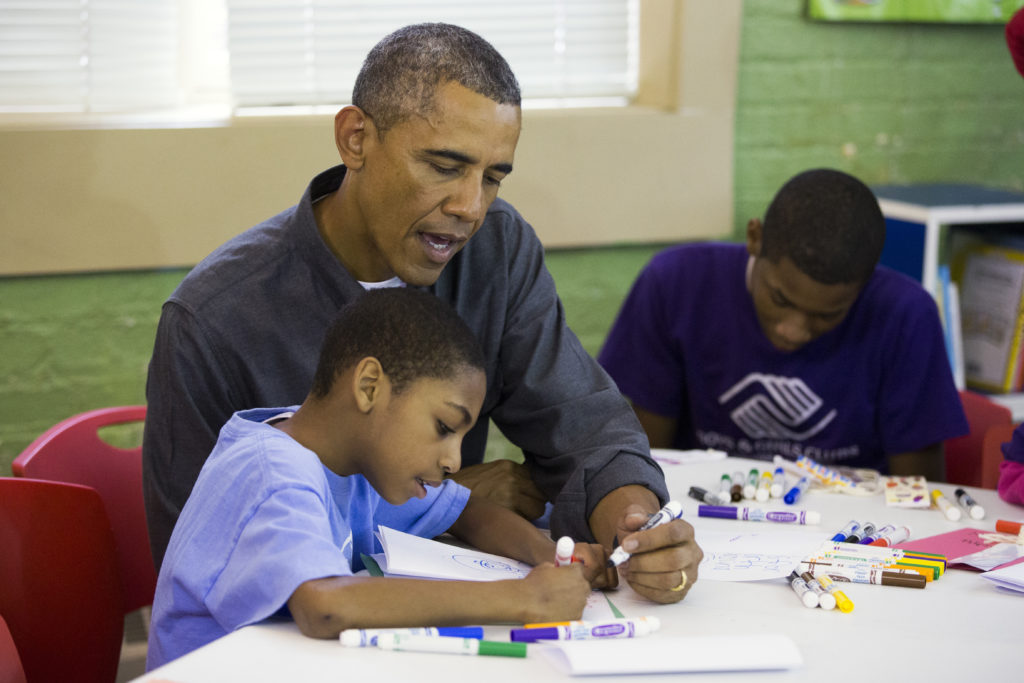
[895,527,1024,570]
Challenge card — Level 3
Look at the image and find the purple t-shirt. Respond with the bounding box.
[598,243,968,471]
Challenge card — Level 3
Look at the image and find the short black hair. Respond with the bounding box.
[310,288,485,398]
[760,168,885,286]
[352,22,521,136]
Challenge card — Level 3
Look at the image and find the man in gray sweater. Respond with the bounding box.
[143,23,701,603]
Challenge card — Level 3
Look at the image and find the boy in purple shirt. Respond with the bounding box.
[599,169,967,478]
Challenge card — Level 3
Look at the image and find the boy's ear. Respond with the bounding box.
[334,105,371,170]
[352,357,384,413]
[745,218,763,258]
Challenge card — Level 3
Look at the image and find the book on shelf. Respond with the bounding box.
[955,244,1024,394]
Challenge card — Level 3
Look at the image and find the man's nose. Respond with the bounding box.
[443,175,487,223]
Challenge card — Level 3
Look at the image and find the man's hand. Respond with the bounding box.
[612,504,702,603]
[589,486,703,604]
[448,460,548,520]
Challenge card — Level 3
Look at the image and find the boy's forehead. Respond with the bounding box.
[763,256,861,312]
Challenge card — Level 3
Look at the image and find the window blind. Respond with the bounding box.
[0,0,179,112]
[226,0,637,109]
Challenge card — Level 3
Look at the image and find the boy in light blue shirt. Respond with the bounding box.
[147,288,613,669]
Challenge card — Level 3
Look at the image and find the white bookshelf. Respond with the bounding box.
[874,183,1024,421]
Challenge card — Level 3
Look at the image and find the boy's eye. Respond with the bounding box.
[436,420,454,436]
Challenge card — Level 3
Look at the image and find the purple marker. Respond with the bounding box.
[698,505,821,525]
[510,617,660,642]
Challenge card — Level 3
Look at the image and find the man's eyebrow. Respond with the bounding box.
[773,286,846,317]
[425,148,513,175]
[445,401,473,427]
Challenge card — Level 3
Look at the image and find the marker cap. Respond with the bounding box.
[996,519,1024,535]
[510,627,557,642]
[968,504,986,520]
[804,510,822,525]
[477,641,528,658]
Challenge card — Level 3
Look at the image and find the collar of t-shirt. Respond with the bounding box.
[360,276,406,290]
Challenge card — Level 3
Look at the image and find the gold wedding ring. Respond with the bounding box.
[671,569,688,592]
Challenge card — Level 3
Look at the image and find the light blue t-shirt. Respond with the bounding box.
[146,407,470,670]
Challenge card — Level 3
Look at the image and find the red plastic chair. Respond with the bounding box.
[0,613,27,683]
[982,421,1019,490]
[944,390,1013,489]
[0,478,123,683]
[11,405,156,614]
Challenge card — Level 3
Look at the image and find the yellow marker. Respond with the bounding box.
[931,489,962,522]
[816,574,854,613]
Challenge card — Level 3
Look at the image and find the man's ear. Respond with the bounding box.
[334,105,372,170]
[352,357,384,413]
[745,218,763,258]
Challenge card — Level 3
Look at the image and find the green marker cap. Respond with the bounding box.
[477,640,527,658]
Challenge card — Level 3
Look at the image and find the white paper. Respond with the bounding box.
[695,529,821,581]
[538,634,802,676]
[980,561,1024,593]
[376,526,532,581]
[373,526,620,621]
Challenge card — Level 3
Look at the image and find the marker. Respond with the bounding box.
[869,525,911,547]
[698,505,821,525]
[755,471,773,502]
[375,633,526,658]
[340,627,483,647]
[743,468,760,500]
[816,574,854,613]
[718,473,734,504]
[730,470,745,502]
[858,523,887,545]
[689,485,723,506]
[554,536,576,567]
[607,501,684,567]
[770,466,786,498]
[830,520,860,543]
[799,561,927,589]
[804,552,940,581]
[931,490,962,521]
[813,541,945,570]
[844,522,875,544]
[953,488,985,520]
[786,570,819,608]
[800,571,836,610]
[784,475,810,505]
[996,519,1024,536]
[510,617,660,642]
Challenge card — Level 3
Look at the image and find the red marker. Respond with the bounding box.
[555,536,578,566]
[996,519,1024,536]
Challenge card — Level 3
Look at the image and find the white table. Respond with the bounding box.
[134,457,1024,682]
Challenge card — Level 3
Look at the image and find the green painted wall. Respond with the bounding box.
[733,1,1024,235]
[2,2,1023,472]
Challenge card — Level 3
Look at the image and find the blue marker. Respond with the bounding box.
[770,466,786,498]
[830,519,860,543]
[784,475,810,505]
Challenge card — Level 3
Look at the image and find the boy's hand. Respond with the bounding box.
[571,542,618,589]
[448,460,548,520]
[518,563,591,623]
[613,504,702,604]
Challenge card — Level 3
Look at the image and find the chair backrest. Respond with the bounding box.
[11,405,156,613]
[0,613,27,683]
[981,421,1018,490]
[945,390,1013,488]
[0,478,123,683]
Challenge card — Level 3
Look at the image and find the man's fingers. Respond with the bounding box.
[620,518,694,556]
